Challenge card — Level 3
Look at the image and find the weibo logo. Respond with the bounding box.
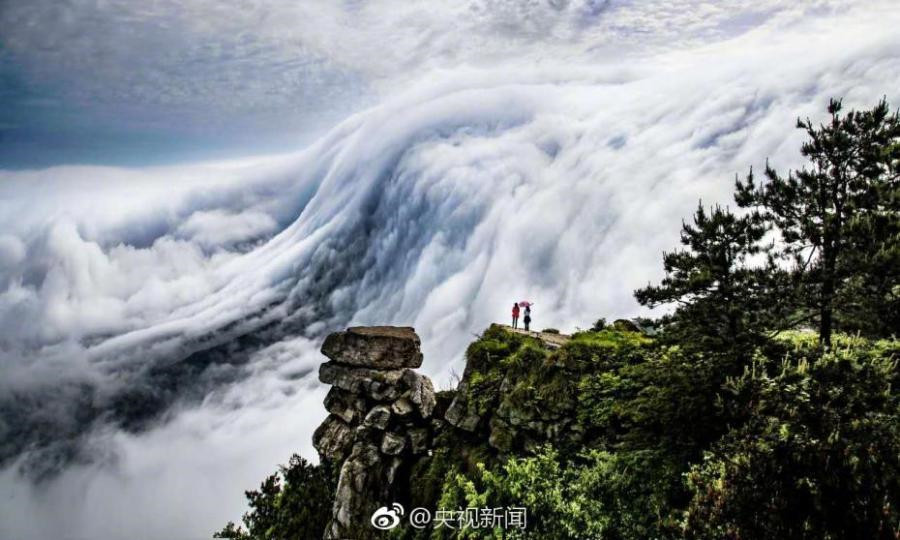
[371,502,405,530]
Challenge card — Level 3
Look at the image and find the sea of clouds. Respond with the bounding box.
[1,1,900,539]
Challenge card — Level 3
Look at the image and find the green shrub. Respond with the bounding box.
[439,446,683,539]
[683,345,900,539]
[502,342,548,369]
[559,329,652,371]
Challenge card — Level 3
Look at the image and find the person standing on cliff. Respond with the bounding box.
[523,305,531,331]
[512,303,520,329]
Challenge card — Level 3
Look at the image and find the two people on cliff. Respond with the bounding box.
[511,302,531,331]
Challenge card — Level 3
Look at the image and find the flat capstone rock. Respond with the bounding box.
[321,326,423,369]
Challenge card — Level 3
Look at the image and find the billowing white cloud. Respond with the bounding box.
[1,1,899,539]
[0,235,25,270]
[0,335,326,540]
[175,210,278,250]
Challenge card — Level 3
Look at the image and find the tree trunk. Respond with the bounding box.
[820,288,833,348]
[820,249,836,348]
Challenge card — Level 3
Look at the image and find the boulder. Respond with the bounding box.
[381,432,406,455]
[363,405,391,430]
[443,396,464,426]
[401,370,436,418]
[318,362,406,401]
[444,393,481,432]
[321,326,423,369]
[313,415,354,462]
[612,318,641,332]
[390,397,414,417]
[323,387,367,424]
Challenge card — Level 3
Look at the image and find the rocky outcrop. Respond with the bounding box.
[321,326,424,369]
[612,318,642,332]
[309,323,617,538]
[313,326,435,540]
[444,380,483,432]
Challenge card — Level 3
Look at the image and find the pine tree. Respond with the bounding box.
[634,203,775,351]
[736,99,900,346]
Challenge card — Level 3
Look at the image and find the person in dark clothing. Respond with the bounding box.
[523,305,531,331]
[512,303,520,328]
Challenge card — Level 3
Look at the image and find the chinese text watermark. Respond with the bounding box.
[371,503,527,531]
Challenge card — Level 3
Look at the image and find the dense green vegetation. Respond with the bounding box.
[214,455,335,540]
[217,100,898,539]
[436,331,898,539]
[217,333,898,540]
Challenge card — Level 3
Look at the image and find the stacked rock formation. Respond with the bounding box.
[313,326,436,539]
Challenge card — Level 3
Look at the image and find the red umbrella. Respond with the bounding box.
[518,301,533,307]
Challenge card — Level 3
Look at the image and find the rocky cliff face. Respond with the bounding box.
[314,326,436,539]
[312,324,601,539]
